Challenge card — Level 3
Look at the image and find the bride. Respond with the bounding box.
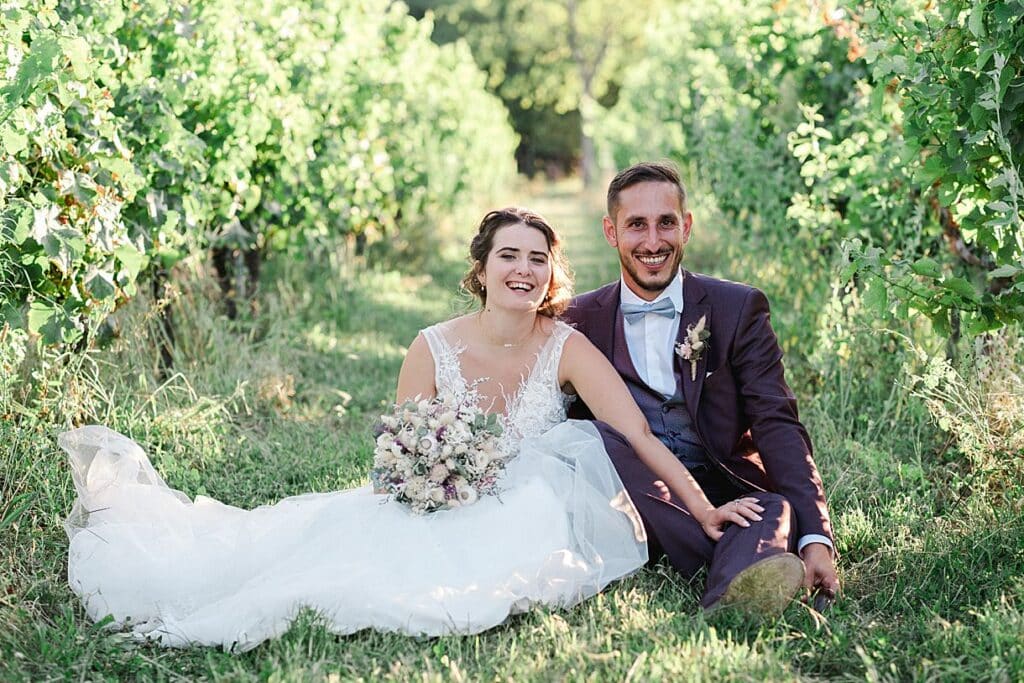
[62,207,762,650]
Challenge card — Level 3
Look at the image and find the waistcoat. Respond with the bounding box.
[613,315,708,468]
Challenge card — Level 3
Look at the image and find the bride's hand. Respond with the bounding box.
[700,497,764,541]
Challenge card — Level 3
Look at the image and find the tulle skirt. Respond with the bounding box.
[61,421,647,650]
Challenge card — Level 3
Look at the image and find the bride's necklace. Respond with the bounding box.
[478,311,534,349]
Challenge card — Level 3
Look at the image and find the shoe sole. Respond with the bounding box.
[713,553,805,617]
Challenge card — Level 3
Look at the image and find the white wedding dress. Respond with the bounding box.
[62,320,647,650]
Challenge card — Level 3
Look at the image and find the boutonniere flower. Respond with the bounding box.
[675,315,710,381]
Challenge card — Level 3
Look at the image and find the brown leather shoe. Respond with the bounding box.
[710,552,805,617]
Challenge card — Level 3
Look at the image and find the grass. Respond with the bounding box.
[1,181,1023,681]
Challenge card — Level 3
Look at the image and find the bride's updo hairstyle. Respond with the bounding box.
[461,207,574,318]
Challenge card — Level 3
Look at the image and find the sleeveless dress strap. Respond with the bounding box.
[535,321,575,391]
[420,324,467,397]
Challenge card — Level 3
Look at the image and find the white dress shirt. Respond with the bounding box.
[619,270,832,557]
[620,271,683,398]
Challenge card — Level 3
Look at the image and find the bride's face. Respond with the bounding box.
[478,223,552,312]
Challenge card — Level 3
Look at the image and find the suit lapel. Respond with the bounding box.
[612,300,645,386]
[586,282,620,359]
[587,282,646,388]
[679,272,711,417]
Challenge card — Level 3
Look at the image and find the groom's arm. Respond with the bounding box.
[730,287,834,546]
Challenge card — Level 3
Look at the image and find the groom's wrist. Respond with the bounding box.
[797,534,834,557]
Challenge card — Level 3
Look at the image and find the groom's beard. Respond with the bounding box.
[621,248,683,295]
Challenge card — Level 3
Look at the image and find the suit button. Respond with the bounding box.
[662,405,671,413]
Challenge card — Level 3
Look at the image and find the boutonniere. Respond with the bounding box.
[675,315,710,381]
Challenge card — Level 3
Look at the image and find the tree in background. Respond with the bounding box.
[834,0,1024,338]
[597,0,1023,342]
[594,0,1022,467]
[596,0,861,312]
[407,0,657,184]
[0,2,148,345]
[1,0,515,350]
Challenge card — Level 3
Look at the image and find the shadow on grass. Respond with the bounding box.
[7,186,1023,682]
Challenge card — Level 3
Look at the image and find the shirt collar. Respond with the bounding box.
[619,269,684,314]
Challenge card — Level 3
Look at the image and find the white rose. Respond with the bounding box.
[429,486,446,504]
[418,435,438,453]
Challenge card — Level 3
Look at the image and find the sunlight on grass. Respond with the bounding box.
[3,183,1024,682]
[304,323,408,360]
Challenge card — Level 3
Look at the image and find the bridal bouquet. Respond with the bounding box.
[370,393,509,514]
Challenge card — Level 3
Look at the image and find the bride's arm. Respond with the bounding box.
[559,331,762,540]
[395,333,437,404]
[375,333,438,494]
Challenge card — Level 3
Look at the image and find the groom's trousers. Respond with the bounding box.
[593,422,798,607]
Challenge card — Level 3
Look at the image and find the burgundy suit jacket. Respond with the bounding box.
[563,271,834,543]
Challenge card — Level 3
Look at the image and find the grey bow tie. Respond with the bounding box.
[621,298,676,323]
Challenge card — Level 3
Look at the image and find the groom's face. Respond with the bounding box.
[603,181,692,300]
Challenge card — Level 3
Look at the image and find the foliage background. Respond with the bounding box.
[2,0,1023,680]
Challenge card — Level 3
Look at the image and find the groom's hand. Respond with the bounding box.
[801,543,839,608]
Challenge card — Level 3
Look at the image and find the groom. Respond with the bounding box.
[565,161,839,613]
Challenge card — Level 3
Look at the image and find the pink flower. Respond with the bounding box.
[675,315,710,381]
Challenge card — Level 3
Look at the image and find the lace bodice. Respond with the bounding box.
[421,320,574,448]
